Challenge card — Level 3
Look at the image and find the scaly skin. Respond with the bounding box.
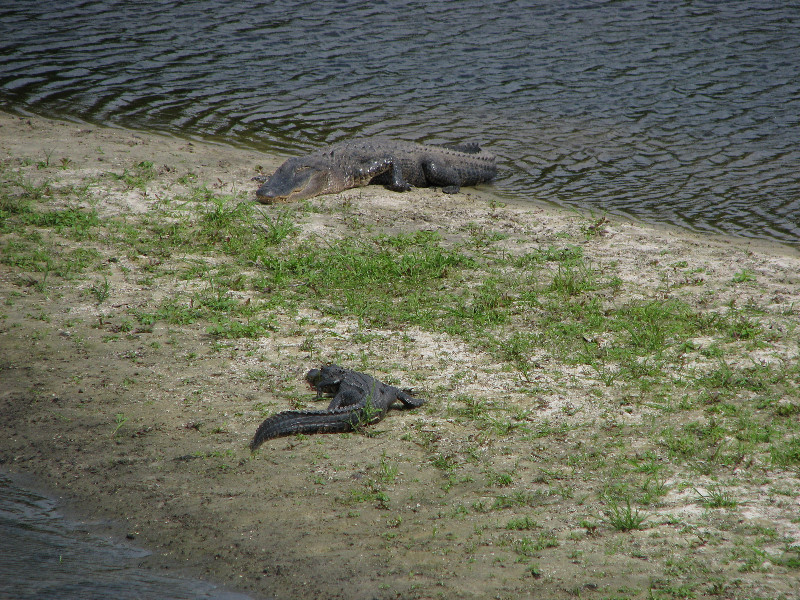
[250,365,424,450]
[254,137,497,202]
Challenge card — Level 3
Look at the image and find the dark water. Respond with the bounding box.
[0,474,255,600]
[0,1,798,244]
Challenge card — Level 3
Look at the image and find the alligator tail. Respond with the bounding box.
[250,408,362,450]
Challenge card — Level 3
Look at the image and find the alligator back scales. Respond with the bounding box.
[255,137,497,202]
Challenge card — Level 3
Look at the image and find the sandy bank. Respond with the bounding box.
[1,111,799,600]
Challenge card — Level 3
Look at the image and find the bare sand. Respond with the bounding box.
[1,111,799,599]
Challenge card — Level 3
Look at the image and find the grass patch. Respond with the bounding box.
[771,437,800,467]
[2,144,800,599]
[695,486,739,509]
[600,496,648,531]
[505,516,541,531]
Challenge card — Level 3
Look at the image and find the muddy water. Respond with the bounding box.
[0,474,257,600]
[0,1,798,244]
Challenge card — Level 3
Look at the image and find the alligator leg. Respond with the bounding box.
[421,160,462,194]
[326,387,365,410]
[385,160,413,192]
[363,158,412,192]
[397,390,425,408]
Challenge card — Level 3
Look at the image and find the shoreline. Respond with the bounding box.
[2,110,799,600]
[0,470,257,600]
[4,103,797,257]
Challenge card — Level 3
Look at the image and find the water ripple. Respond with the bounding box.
[0,475,254,600]
[0,0,798,244]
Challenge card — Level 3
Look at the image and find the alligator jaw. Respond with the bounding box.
[255,159,333,203]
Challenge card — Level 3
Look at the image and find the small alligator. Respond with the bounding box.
[254,137,497,203]
[250,365,424,449]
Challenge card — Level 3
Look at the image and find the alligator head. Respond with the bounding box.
[305,365,344,397]
[256,157,335,203]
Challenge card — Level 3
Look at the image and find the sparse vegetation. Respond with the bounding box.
[2,115,799,600]
[600,495,648,531]
[695,486,739,509]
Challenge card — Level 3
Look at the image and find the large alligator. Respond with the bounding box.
[254,137,497,203]
[250,365,424,449]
